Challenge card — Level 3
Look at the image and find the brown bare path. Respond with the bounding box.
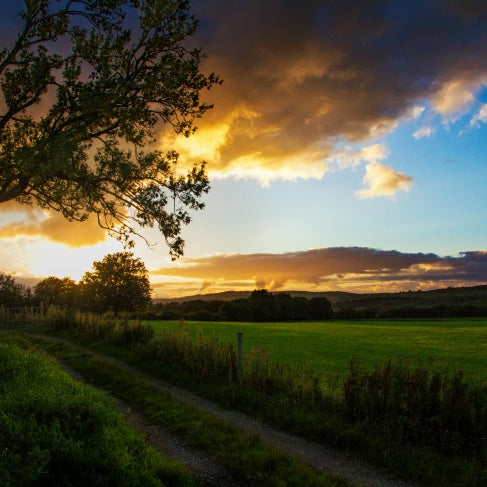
[3,331,417,487]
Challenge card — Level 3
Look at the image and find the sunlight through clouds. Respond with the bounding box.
[0,207,108,247]
[151,248,487,297]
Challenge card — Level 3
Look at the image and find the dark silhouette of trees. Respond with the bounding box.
[145,290,334,322]
[0,273,28,307]
[80,252,151,314]
[248,289,276,321]
[33,277,78,307]
[310,297,333,319]
[0,0,219,257]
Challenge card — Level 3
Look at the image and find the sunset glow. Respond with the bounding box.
[1,1,487,297]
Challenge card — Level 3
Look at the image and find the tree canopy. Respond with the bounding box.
[81,251,151,314]
[0,0,219,258]
[33,276,77,307]
[0,273,28,308]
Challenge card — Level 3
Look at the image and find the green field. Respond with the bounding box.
[148,318,487,384]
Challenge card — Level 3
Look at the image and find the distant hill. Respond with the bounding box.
[153,285,487,310]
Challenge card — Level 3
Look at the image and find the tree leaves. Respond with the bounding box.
[0,0,219,257]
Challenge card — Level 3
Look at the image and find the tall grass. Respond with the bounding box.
[344,358,487,457]
[48,310,154,345]
[144,320,238,382]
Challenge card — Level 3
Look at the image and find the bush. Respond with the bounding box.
[343,359,487,457]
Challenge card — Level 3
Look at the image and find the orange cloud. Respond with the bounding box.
[355,162,413,199]
[0,203,107,247]
[151,248,487,296]
[157,1,487,187]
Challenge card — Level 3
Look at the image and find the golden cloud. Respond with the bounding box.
[0,203,107,247]
[157,1,487,189]
[355,162,413,199]
[151,248,487,297]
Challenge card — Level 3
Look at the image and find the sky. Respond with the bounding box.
[1,0,487,297]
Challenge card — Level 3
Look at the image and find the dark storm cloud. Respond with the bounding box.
[167,0,487,180]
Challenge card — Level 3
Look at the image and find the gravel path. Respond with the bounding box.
[59,357,237,487]
[6,332,417,487]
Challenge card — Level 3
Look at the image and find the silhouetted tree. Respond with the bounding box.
[81,252,151,314]
[0,0,219,257]
[249,289,276,321]
[310,297,333,319]
[33,277,78,307]
[218,300,251,321]
[0,274,27,307]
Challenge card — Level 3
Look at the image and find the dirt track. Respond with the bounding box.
[2,331,416,487]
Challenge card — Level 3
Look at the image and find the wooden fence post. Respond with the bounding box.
[237,332,243,384]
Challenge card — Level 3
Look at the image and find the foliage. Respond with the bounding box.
[146,289,333,321]
[149,318,487,384]
[0,336,194,486]
[81,252,151,314]
[0,273,28,307]
[33,276,78,307]
[0,0,219,257]
[343,359,487,457]
[145,320,238,382]
[50,316,487,485]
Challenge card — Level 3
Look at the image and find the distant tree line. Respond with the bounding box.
[144,289,333,322]
[334,304,487,319]
[2,262,486,320]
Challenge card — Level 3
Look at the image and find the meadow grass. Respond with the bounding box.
[147,318,487,384]
[0,333,194,486]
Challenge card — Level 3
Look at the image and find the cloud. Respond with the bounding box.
[355,162,413,199]
[151,247,487,295]
[333,143,389,170]
[406,105,426,120]
[432,79,477,122]
[0,203,107,247]
[413,126,435,139]
[158,1,487,185]
[469,103,487,127]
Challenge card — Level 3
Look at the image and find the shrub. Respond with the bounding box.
[343,359,487,457]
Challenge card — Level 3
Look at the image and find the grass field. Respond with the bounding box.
[148,318,487,384]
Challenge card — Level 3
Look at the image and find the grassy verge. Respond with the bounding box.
[46,318,487,487]
[0,333,193,487]
[87,339,486,486]
[32,335,348,487]
[14,315,487,486]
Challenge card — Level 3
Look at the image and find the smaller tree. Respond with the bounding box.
[0,274,28,308]
[81,252,151,314]
[309,297,333,319]
[33,277,78,307]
